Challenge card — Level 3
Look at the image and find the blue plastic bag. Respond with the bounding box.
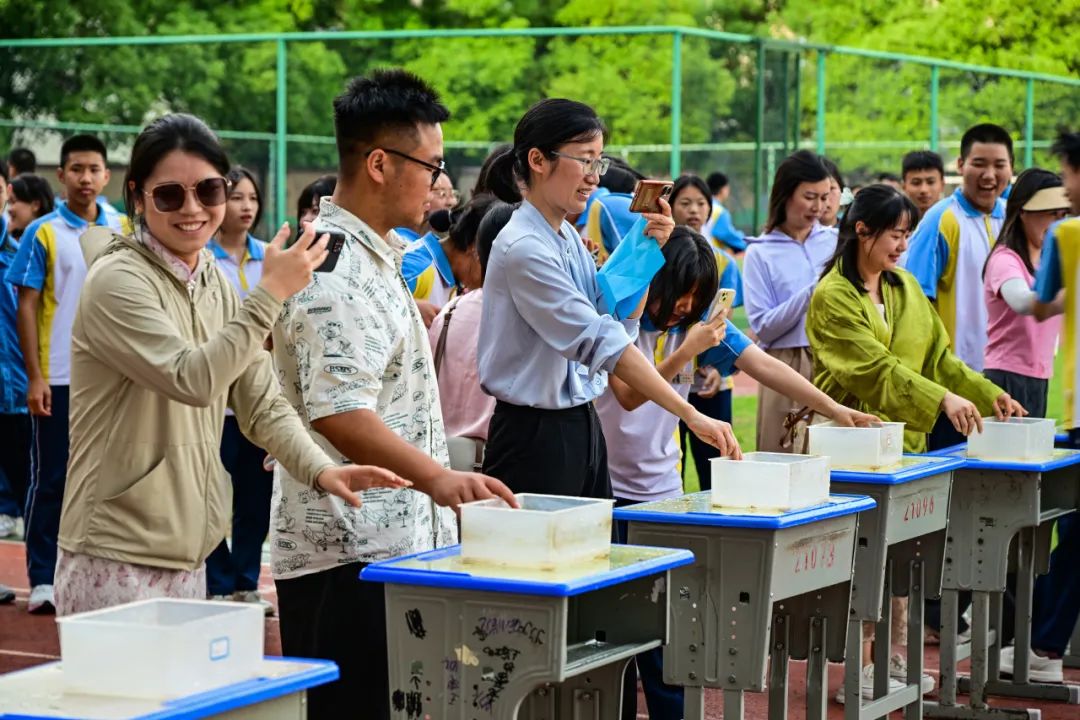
[596,215,666,320]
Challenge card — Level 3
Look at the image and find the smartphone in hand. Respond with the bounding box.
[288,225,346,273]
[628,179,674,214]
[707,288,736,322]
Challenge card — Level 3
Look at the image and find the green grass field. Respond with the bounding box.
[680,332,1067,494]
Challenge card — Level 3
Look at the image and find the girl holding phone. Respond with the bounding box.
[479,99,740,500]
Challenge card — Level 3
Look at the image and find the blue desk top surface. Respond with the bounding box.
[925,447,1080,473]
[829,454,965,485]
[0,657,337,720]
[360,544,695,597]
[612,492,876,529]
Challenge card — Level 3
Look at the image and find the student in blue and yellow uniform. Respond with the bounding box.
[1020,130,1080,681]
[480,98,740,504]
[901,123,1014,449]
[204,166,276,616]
[667,174,744,488]
[401,205,483,327]
[4,135,129,614]
[598,226,876,720]
[703,171,747,254]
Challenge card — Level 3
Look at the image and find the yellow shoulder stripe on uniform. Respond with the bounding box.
[412,265,436,301]
[37,222,59,382]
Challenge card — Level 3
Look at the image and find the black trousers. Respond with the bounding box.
[984,369,1048,420]
[276,563,389,720]
[483,401,613,499]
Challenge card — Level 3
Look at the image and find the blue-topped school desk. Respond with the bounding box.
[361,543,694,720]
[614,493,876,720]
[830,455,965,720]
[920,448,1080,720]
[0,657,337,719]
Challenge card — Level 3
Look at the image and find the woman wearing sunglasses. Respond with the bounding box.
[54,114,411,615]
[479,98,739,503]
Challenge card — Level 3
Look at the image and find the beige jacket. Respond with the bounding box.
[59,230,335,571]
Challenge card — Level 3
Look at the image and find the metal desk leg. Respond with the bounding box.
[939,589,960,706]
[769,613,791,720]
[989,590,1003,682]
[725,689,746,720]
[971,591,991,709]
[807,617,828,720]
[770,613,790,720]
[1014,527,1035,684]
[874,571,893,701]
[685,687,706,720]
[1066,618,1080,669]
[906,561,925,720]
[845,614,864,720]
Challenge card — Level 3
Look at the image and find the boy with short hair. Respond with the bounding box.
[901,150,946,216]
[3,134,128,614]
[8,148,37,178]
[902,124,1013,378]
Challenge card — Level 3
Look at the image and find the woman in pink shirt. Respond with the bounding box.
[983,168,1070,417]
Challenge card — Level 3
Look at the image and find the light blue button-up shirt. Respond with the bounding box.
[479,201,638,409]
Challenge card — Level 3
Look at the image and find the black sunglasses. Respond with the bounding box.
[367,148,446,188]
[144,177,231,213]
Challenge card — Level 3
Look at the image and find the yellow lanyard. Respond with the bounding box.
[236,247,250,292]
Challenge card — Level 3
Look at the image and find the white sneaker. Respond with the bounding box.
[835,664,906,704]
[233,590,275,617]
[889,653,936,694]
[207,594,233,602]
[999,646,1064,683]
[0,514,15,538]
[28,584,55,615]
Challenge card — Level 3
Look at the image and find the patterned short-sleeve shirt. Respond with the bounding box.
[270,198,457,580]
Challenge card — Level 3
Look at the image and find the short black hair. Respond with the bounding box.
[647,226,718,331]
[226,166,264,235]
[670,174,712,207]
[901,151,945,179]
[598,156,643,194]
[876,172,901,184]
[960,123,1014,162]
[820,156,845,189]
[476,200,518,281]
[60,134,107,168]
[1051,130,1080,171]
[297,174,337,220]
[332,69,450,173]
[706,172,729,195]
[8,148,36,175]
[445,193,501,254]
[9,174,55,219]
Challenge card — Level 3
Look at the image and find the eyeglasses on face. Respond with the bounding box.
[550,152,610,177]
[366,148,446,188]
[144,177,231,213]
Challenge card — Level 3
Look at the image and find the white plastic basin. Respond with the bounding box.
[808,421,905,469]
[460,493,614,570]
[966,417,1055,461]
[57,598,263,699]
[711,452,830,511]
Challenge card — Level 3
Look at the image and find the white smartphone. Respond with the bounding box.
[707,288,736,322]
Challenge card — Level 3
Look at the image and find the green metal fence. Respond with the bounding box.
[2,26,1078,236]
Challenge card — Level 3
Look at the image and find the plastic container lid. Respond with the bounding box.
[613,492,876,529]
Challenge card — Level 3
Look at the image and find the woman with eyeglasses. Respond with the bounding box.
[479,98,739,504]
[982,168,1069,418]
[55,114,411,615]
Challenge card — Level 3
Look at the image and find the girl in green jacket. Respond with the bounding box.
[807,184,1026,455]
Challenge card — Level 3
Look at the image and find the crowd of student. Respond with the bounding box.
[0,67,1078,719]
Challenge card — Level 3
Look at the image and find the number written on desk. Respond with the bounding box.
[793,541,837,573]
[902,495,935,522]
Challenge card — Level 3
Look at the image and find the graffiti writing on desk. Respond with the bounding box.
[472,615,546,646]
[392,661,425,719]
[405,608,427,639]
[471,647,520,714]
[443,657,461,706]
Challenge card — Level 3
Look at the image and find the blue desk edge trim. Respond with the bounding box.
[0,657,339,720]
[359,544,695,597]
[612,493,876,529]
[916,447,1080,473]
[830,455,966,484]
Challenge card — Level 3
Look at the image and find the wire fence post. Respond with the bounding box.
[930,64,940,152]
[1024,78,1035,168]
[815,50,827,155]
[670,30,683,178]
[753,39,767,232]
[275,38,288,229]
